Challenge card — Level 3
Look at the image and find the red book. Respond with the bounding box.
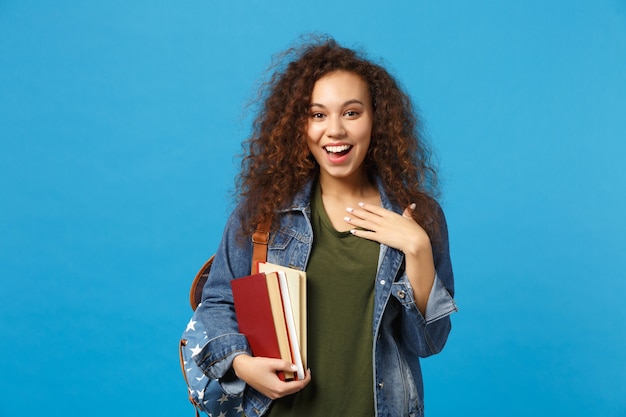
[231,272,294,380]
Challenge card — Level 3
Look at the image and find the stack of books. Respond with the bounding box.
[231,262,307,381]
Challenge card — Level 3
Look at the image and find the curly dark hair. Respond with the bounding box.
[236,35,441,241]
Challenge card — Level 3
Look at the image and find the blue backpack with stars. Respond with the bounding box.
[179,224,270,416]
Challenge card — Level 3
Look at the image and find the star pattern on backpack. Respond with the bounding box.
[181,314,244,417]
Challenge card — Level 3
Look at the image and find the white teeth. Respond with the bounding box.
[324,145,351,153]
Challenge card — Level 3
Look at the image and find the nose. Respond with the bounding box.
[326,115,346,138]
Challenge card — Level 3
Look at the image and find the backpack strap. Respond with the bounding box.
[189,220,272,310]
[251,219,271,274]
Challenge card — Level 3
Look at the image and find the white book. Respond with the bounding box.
[277,270,304,380]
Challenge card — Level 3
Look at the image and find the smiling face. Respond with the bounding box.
[306,70,374,184]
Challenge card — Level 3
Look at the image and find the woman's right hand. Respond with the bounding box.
[232,354,311,400]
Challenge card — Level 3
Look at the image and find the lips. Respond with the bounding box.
[321,144,353,164]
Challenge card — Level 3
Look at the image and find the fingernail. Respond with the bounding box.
[350,229,357,235]
[410,203,416,210]
[291,364,298,371]
[358,202,365,207]
[344,216,351,222]
[346,207,353,213]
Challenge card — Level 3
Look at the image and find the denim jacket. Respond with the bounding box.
[194,179,457,417]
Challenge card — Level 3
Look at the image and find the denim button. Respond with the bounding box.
[380,280,386,285]
[397,290,406,299]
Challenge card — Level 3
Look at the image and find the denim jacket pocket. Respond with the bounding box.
[268,226,311,270]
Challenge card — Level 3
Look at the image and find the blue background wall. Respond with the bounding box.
[1,1,625,416]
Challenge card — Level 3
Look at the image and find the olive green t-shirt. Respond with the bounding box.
[268,183,379,416]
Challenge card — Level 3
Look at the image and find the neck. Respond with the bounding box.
[317,171,377,202]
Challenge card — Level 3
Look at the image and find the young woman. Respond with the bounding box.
[194,37,457,417]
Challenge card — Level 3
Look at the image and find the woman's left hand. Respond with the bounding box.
[345,202,430,256]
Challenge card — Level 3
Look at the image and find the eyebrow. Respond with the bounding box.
[309,99,365,108]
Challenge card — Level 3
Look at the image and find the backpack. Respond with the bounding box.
[179,223,270,416]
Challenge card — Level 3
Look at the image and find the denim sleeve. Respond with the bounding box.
[391,203,458,356]
[391,274,457,357]
[193,207,254,393]
[424,274,457,323]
